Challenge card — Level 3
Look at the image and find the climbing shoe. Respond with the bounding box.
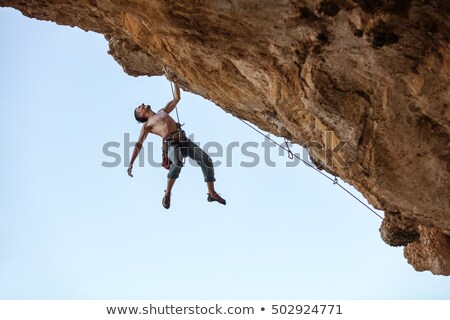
[162,191,171,209]
[207,192,226,205]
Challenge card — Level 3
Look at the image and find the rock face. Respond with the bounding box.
[1,0,449,274]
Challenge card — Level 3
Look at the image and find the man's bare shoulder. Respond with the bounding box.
[157,108,168,115]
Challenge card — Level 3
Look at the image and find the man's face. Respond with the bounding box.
[136,103,150,117]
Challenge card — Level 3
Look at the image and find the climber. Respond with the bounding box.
[127,77,226,209]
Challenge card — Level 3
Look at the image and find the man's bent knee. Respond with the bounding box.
[167,164,182,179]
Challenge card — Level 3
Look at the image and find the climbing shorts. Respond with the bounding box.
[167,139,215,182]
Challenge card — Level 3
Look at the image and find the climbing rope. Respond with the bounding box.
[238,118,383,220]
[169,80,182,125]
[163,66,182,125]
[166,70,187,165]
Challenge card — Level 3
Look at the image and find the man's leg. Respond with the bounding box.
[186,140,226,205]
[206,181,215,195]
[165,178,176,196]
[163,144,183,209]
[205,181,226,205]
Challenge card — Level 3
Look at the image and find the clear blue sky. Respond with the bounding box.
[0,8,449,299]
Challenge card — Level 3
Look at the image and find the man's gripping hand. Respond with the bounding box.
[127,165,134,177]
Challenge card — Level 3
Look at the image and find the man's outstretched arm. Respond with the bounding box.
[127,126,148,177]
[163,78,180,114]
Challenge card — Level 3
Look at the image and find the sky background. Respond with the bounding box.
[0,8,449,299]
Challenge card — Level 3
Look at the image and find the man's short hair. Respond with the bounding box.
[134,107,148,123]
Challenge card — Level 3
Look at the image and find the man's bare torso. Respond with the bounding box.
[144,109,178,139]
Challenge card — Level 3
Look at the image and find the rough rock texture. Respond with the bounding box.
[404,225,450,275]
[1,0,449,274]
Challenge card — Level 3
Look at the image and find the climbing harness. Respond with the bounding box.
[238,118,383,220]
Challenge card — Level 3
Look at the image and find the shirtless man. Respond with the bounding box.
[127,78,226,209]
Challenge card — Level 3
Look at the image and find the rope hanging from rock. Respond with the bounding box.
[164,67,186,165]
[169,80,181,125]
[163,66,182,125]
[238,118,383,220]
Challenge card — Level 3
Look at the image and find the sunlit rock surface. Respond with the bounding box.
[1,0,449,275]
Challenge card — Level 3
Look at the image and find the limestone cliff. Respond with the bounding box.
[1,0,449,275]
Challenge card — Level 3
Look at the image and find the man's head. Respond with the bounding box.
[134,103,151,123]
